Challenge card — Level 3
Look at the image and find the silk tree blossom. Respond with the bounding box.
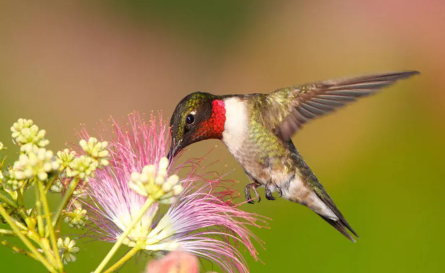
[146,251,200,273]
[81,112,266,273]
[147,177,264,273]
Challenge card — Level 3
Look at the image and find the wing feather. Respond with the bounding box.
[265,71,419,140]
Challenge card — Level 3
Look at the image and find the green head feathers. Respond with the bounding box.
[169,92,218,158]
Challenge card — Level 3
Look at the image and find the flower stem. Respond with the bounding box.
[40,238,57,268]
[0,201,57,273]
[104,246,141,273]
[17,208,36,231]
[52,178,79,228]
[0,191,18,208]
[1,238,39,261]
[35,184,45,237]
[0,229,14,236]
[13,210,30,230]
[17,188,24,207]
[38,180,63,270]
[93,197,155,273]
[44,172,60,193]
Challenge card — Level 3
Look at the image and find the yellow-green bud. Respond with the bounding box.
[79,138,109,166]
[57,237,79,264]
[128,157,182,204]
[66,155,98,180]
[57,149,77,170]
[64,206,88,229]
[11,119,49,149]
[12,146,59,182]
[50,179,63,193]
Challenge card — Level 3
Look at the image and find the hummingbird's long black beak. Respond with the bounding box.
[167,142,179,163]
[167,146,175,163]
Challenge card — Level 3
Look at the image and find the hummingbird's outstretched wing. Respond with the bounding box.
[265,71,420,140]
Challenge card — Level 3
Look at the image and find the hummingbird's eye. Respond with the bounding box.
[186,113,195,125]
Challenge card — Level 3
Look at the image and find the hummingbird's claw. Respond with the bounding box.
[265,186,276,200]
[245,182,261,204]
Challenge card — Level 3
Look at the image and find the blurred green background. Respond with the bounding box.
[0,0,443,272]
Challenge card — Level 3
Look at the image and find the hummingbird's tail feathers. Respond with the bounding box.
[313,186,359,239]
[318,214,358,242]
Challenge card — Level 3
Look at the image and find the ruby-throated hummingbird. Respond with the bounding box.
[168,71,419,242]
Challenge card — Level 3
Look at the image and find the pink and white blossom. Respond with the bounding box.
[80,112,266,273]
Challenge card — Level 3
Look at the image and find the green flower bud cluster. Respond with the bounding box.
[5,168,25,191]
[5,146,59,190]
[59,138,110,182]
[129,157,183,204]
[50,179,63,193]
[64,205,88,229]
[57,149,77,170]
[11,119,49,151]
[0,119,111,270]
[57,237,80,264]
[2,119,60,191]
[66,155,98,181]
[79,137,109,166]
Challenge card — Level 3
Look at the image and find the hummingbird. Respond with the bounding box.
[168,71,419,242]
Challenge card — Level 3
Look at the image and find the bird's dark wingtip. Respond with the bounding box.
[379,70,420,81]
[401,70,421,77]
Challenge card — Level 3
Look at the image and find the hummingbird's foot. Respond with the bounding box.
[265,186,276,200]
[245,182,261,204]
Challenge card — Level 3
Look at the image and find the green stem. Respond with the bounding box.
[0,229,15,236]
[0,202,57,273]
[35,185,45,237]
[44,172,60,193]
[40,238,57,267]
[13,210,29,230]
[17,208,38,233]
[17,188,24,207]
[93,197,155,273]
[104,246,141,273]
[52,178,79,228]
[38,180,63,270]
[0,191,18,208]
[55,216,62,237]
[1,238,39,261]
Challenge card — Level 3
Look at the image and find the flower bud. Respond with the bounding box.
[57,237,80,265]
[128,157,181,203]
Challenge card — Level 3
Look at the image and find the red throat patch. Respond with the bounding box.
[192,99,226,140]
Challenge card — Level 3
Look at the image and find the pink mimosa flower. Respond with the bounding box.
[146,251,199,273]
[80,112,266,273]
